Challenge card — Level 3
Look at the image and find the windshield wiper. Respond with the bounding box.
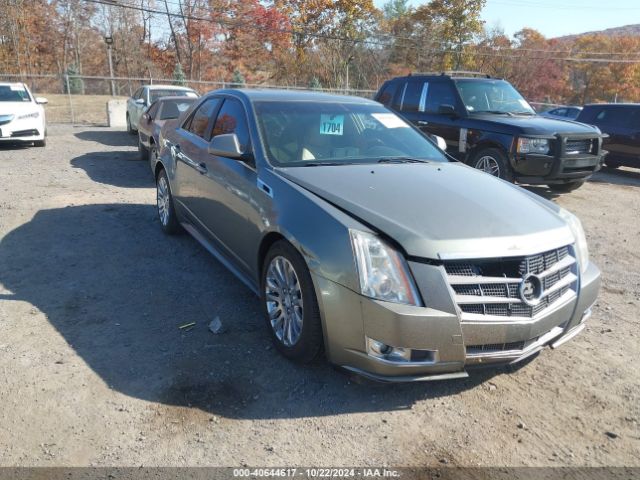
[377,157,428,164]
[302,161,353,167]
[473,110,513,116]
[513,111,535,116]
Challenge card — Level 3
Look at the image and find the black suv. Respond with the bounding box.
[375,72,606,192]
[576,103,640,170]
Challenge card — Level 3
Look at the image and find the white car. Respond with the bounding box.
[126,84,198,134]
[0,82,47,147]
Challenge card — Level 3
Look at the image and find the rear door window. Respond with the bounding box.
[377,82,396,106]
[595,107,629,127]
[400,81,425,113]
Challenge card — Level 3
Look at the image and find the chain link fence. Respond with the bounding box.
[0,73,378,126]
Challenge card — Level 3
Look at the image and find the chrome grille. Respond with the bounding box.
[445,245,577,320]
[565,139,592,155]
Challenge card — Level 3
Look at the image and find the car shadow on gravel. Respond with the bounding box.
[71,151,152,188]
[75,129,138,147]
[590,167,640,188]
[0,204,503,420]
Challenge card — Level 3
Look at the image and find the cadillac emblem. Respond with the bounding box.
[519,274,544,306]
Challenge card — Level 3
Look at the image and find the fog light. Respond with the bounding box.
[366,337,412,362]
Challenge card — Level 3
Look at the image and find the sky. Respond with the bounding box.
[374,0,640,38]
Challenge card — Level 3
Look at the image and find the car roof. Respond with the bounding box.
[583,103,640,108]
[0,82,27,88]
[144,84,195,91]
[152,95,197,102]
[204,88,378,105]
[391,75,501,82]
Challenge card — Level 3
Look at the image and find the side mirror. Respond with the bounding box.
[35,97,48,105]
[208,133,243,159]
[142,113,151,122]
[433,135,448,151]
[135,98,146,106]
[438,104,457,116]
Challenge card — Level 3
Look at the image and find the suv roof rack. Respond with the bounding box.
[409,71,493,78]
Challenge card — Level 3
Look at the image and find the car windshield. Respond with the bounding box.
[159,98,195,120]
[149,89,198,103]
[0,85,31,102]
[254,101,448,167]
[455,79,535,115]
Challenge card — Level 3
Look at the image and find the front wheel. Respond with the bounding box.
[548,180,585,193]
[156,169,181,234]
[471,148,513,182]
[261,241,323,363]
[126,114,136,135]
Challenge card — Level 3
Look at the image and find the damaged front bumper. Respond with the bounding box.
[311,259,600,383]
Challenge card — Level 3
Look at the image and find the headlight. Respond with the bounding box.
[17,111,40,120]
[350,230,422,306]
[558,208,589,273]
[517,137,550,155]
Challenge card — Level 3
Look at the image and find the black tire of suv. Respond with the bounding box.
[605,159,620,169]
[261,240,323,364]
[138,137,148,161]
[471,148,514,182]
[548,180,585,193]
[34,138,46,147]
[156,169,181,235]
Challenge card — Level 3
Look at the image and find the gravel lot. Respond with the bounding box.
[0,125,639,467]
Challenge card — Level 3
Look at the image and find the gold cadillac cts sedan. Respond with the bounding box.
[152,89,601,382]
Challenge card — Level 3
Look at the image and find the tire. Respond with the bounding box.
[548,180,585,193]
[148,142,158,170]
[605,159,620,169]
[261,240,323,363]
[138,136,148,161]
[126,113,136,135]
[156,169,181,235]
[34,138,46,147]
[471,148,513,182]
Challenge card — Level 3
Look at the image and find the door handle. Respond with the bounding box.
[417,121,429,126]
[197,162,207,174]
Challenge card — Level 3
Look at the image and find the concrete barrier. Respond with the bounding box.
[106,99,127,128]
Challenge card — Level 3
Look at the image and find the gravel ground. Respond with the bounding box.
[0,125,638,467]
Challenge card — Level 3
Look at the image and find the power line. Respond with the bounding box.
[81,0,640,63]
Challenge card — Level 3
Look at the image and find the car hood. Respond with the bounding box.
[0,101,41,116]
[279,162,574,260]
[468,113,599,136]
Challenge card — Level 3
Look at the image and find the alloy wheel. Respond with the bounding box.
[475,155,501,177]
[265,256,304,347]
[157,175,170,226]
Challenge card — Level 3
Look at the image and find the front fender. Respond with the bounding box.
[257,168,366,293]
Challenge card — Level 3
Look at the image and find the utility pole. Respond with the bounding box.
[104,35,116,96]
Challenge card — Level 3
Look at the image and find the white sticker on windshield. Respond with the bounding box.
[9,84,25,91]
[320,114,344,135]
[371,113,409,129]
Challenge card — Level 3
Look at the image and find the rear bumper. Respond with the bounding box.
[312,261,600,382]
